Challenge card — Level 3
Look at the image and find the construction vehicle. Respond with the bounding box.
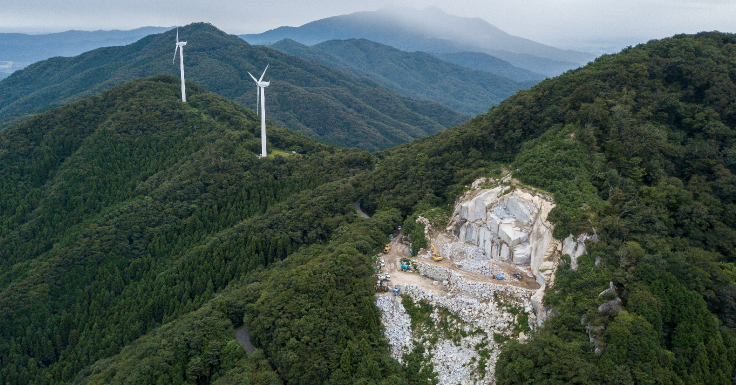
[375,284,389,292]
[383,244,391,253]
[513,273,522,280]
[393,285,400,295]
[401,263,410,271]
[431,243,442,261]
[496,274,504,280]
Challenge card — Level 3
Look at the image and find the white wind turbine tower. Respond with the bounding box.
[249,65,270,158]
[173,28,187,102]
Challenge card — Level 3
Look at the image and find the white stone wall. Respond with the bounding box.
[451,187,556,278]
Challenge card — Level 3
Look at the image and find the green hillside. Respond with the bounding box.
[0,75,406,384]
[0,23,467,151]
[2,31,736,385]
[356,31,736,384]
[269,38,538,115]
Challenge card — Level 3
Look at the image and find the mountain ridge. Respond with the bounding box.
[429,51,545,82]
[269,38,538,115]
[242,7,596,76]
[0,22,468,151]
[0,26,172,80]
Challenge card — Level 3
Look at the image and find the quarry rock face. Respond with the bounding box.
[450,185,557,282]
[446,177,568,329]
[377,176,584,384]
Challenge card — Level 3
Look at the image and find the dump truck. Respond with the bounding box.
[431,243,442,261]
[401,263,410,271]
[393,285,400,295]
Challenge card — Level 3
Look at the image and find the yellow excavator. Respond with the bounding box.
[431,243,442,261]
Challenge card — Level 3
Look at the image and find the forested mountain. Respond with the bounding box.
[0,75,405,384]
[242,6,595,77]
[0,23,467,151]
[0,27,170,80]
[2,31,736,385]
[269,38,538,115]
[357,31,736,384]
[429,51,545,82]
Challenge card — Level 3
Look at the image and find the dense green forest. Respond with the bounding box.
[2,32,736,385]
[0,76,396,384]
[0,23,467,151]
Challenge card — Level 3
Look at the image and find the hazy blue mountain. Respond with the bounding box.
[242,6,596,77]
[0,27,171,78]
[269,38,539,115]
[430,51,545,82]
[0,23,468,151]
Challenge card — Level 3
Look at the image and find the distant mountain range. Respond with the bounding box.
[269,38,540,115]
[0,27,171,80]
[429,51,545,82]
[0,23,468,151]
[242,7,596,77]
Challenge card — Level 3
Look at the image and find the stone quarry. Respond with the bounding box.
[375,175,586,384]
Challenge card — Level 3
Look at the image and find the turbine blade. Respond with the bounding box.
[173,45,178,64]
[248,72,258,83]
[176,28,179,43]
[258,64,269,83]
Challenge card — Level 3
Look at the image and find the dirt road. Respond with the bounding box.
[378,236,447,295]
[377,232,540,292]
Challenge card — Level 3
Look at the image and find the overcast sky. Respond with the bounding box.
[2,0,735,52]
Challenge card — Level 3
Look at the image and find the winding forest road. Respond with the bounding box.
[355,201,371,218]
[235,327,256,355]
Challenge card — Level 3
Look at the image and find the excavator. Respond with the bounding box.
[431,243,442,261]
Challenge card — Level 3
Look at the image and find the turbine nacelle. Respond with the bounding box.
[248,74,269,88]
[173,28,187,63]
[248,65,270,88]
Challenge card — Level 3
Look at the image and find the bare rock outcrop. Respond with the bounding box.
[448,182,557,287]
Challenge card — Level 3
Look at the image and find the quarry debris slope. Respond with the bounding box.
[375,176,569,384]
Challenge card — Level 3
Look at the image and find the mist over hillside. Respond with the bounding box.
[243,6,596,77]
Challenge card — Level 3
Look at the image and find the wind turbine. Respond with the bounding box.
[249,65,270,158]
[173,28,187,102]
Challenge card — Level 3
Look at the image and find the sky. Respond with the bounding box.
[1,0,735,53]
